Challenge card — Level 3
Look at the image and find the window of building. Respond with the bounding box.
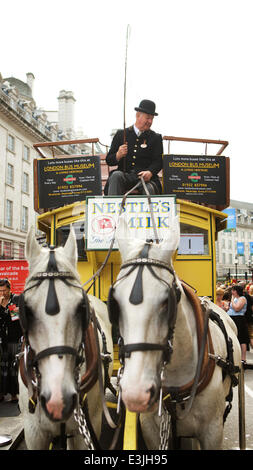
[3,241,12,259]
[22,172,29,193]
[7,134,15,152]
[6,163,14,185]
[19,244,25,259]
[23,145,30,162]
[5,200,13,227]
[21,206,28,232]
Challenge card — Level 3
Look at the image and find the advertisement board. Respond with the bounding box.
[86,196,177,250]
[163,154,229,206]
[223,207,236,232]
[0,260,29,293]
[237,242,245,256]
[34,155,102,209]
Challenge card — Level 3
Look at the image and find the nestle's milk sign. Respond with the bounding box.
[86,196,176,250]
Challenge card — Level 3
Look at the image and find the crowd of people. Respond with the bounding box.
[216,279,253,367]
[0,278,22,404]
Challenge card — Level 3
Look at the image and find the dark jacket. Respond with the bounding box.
[0,294,22,347]
[105,126,163,193]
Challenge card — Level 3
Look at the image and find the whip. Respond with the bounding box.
[123,24,131,144]
[123,25,131,173]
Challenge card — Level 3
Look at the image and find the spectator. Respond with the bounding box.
[227,284,249,366]
[0,279,22,402]
[215,287,228,311]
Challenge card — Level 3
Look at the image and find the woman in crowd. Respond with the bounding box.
[0,279,22,402]
[215,287,228,311]
[227,284,249,365]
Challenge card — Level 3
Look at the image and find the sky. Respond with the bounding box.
[1,0,253,203]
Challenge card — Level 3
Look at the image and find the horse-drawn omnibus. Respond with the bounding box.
[28,136,241,450]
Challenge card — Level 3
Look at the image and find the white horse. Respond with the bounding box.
[18,227,113,450]
[109,214,241,450]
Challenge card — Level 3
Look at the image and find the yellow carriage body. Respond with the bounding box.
[37,198,227,451]
[37,197,226,302]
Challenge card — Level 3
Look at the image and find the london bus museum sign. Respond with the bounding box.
[85,196,177,250]
[34,156,102,209]
[163,155,229,207]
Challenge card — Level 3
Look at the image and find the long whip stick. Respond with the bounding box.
[123,24,130,144]
[123,25,130,173]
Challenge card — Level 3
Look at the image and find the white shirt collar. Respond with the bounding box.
[133,124,141,136]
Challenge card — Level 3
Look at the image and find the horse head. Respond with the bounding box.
[20,226,90,422]
[108,214,182,413]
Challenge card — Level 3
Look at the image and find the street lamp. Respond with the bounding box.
[234,258,238,282]
[248,259,253,282]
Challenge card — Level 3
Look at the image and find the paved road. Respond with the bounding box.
[223,350,253,450]
[2,352,253,451]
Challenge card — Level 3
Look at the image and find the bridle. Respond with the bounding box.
[108,243,181,367]
[19,246,91,407]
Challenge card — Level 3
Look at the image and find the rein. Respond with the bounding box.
[82,176,159,293]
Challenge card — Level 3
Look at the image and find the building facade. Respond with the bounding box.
[216,199,253,281]
[0,72,102,260]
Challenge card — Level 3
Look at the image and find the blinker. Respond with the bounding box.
[129,244,150,305]
[45,249,60,315]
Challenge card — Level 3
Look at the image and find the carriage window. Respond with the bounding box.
[56,221,87,261]
[178,223,209,255]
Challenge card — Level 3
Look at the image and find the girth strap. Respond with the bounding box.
[208,309,240,385]
[163,283,216,404]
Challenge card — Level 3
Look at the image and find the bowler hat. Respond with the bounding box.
[135,99,158,116]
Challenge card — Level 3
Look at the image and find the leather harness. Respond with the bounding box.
[108,246,240,419]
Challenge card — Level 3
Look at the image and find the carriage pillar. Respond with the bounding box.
[238,365,246,450]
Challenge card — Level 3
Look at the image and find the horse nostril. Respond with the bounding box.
[148,384,156,401]
[40,392,50,409]
[71,393,78,409]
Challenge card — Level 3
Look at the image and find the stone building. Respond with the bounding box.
[216,199,253,281]
[0,72,101,260]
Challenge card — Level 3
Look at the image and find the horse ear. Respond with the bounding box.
[26,226,42,261]
[63,225,78,267]
[170,215,180,251]
[116,214,146,262]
